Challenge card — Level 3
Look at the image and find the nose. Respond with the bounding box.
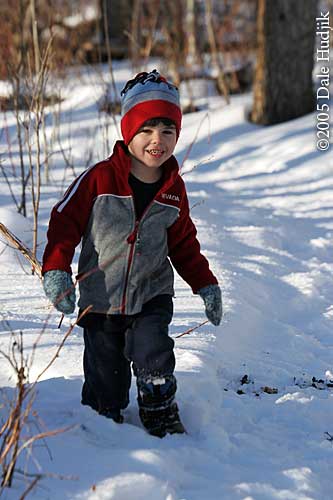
[151,130,163,143]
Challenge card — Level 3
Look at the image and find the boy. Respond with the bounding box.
[42,70,222,437]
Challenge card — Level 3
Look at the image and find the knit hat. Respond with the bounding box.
[120,70,182,145]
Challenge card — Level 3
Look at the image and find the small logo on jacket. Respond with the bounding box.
[162,193,180,202]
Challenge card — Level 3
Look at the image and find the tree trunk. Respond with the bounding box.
[250,0,317,125]
[99,0,132,58]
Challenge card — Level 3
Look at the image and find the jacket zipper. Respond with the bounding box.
[120,219,139,314]
[120,177,175,314]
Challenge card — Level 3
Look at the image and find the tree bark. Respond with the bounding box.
[250,0,317,125]
[99,0,132,57]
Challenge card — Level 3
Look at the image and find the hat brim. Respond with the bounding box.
[121,100,182,145]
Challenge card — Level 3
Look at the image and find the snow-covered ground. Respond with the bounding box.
[0,63,332,500]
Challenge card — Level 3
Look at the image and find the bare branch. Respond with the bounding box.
[34,305,92,384]
[176,319,209,338]
[0,223,42,278]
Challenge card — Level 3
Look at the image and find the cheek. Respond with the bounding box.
[167,137,177,149]
[128,141,139,155]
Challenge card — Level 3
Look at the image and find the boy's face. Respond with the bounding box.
[128,123,177,172]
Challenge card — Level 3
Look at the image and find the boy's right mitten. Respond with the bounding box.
[43,270,76,314]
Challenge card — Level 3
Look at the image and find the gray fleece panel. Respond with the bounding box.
[78,195,179,315]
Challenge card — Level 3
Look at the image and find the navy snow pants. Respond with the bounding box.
[78,294,176,412]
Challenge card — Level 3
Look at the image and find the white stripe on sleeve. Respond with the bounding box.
[56,166,94,213]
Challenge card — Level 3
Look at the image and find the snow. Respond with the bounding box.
[0,63,333,499]
[63,5,98,28]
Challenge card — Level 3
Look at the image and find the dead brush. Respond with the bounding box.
[0,222,93,495]
[0,306,90,497]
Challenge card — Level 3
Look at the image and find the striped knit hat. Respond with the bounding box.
[120,70,182,145]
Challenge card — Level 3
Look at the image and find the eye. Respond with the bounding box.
[163,129,176,135]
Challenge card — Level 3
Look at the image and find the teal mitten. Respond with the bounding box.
[198,284,222,326]
[43,270,76,314]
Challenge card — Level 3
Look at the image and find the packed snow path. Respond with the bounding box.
[0,69,332,499]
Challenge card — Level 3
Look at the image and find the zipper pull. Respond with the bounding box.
[127,221,139,244]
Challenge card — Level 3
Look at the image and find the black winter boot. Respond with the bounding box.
[139,401,186,438]
[136,374,186,437]
[99,407,124,424]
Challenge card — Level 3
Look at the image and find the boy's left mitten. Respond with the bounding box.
[198,284,222,326]
[43,270,76,314]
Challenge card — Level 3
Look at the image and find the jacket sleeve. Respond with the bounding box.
[167,181,218,293]
[42,168,97,275]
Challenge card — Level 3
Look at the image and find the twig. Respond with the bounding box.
[0,223,42,278]
[15,467,79,481]
[0,161,20,211]
[16,425,75,457]
[34,305,92,383]
[19,475,40,500]
[190,200,205,210]
[57,314,64,329]
[180,112,210,171]
[182,155,215,178]
[0,305,90,491]
[324,431,333,442]
[176,319,209,338]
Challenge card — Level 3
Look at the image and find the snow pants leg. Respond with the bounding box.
[81,314,133,412]
[80,294,176,415]
[123,296,184,436]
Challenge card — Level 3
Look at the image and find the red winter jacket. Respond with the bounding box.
[42,141,218,314]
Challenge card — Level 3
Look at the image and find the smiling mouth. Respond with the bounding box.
[146,149,164,157]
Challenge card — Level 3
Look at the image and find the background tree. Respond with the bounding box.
[250,0,318,125]
[99,0,132,60]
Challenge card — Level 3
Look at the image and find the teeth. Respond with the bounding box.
[148,149,163,155]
